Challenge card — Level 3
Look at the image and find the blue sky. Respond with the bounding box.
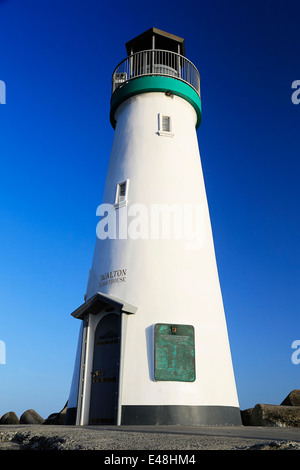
[0,0,299,419]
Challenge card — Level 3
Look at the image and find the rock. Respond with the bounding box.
[250,404,300,427]
[240,440,300,450]
[0,411,19,424]
[20,409,44,424]
[281,390,300,407]
[240,408,253,426]
[43,401,67,425]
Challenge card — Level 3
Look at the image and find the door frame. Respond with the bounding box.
[76,308,127,425]
[72,292,137,426]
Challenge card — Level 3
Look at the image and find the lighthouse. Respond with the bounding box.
[66,28,241,426]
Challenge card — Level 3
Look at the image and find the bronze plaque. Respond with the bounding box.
[154,323,195,382]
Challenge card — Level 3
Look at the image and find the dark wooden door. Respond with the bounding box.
[89,314,121,424]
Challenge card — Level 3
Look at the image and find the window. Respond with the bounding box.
[162,116,170,132]
[118,182,126,202]
[114,179,129,208]
[158,114,173,137]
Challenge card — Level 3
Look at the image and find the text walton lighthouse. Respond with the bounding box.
[66,28,241,426]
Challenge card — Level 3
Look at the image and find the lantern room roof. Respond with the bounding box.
[125,27,185,56]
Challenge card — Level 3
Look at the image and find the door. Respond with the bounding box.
[89,313,121,424]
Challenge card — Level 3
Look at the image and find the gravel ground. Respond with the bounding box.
[0,425,300,451]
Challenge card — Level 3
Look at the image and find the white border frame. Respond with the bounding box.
[114,179,129,209]
[158,113,174,137]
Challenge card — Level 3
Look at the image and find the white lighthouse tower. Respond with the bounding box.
[66,28,241,426]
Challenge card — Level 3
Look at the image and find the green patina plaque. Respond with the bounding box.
[154,323,195,382]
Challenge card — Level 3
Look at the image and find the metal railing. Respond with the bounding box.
[112,49,200,97]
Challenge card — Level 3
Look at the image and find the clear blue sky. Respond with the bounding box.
[0,0,299,419]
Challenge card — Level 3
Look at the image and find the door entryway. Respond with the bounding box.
[89,313,121,424]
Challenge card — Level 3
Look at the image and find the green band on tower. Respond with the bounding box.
[110,76,202,130]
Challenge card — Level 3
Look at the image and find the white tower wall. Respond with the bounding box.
[76,92,240,424]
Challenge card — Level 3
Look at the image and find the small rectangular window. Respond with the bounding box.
[158,114,173,137]
[118,182,126,202]
[114,179,129,208]
[162,116,170,132]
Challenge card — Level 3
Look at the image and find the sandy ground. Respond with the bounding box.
[0,424,300,451]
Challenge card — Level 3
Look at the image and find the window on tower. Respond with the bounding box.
[114,179,129,208]
[158,114,173,137]
[162,116,170,132]
[118,182,126,202]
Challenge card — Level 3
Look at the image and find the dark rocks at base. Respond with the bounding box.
[0,401,68,426]
[251,404,300,427]
[0,411,19,424]
[281,390,300,407]
[240,408,252,426]
[43,402,67,425]
[20,409,44,424]
[241,390,300,427]
[0,409,44,425]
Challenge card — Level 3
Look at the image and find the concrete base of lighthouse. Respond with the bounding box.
[121,405,241,426]
[67,405,241,426]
